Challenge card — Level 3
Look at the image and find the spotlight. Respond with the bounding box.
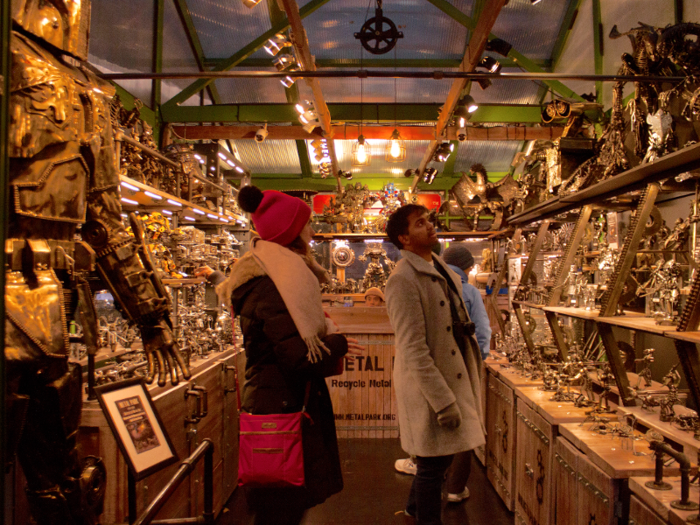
[338,170,353,180]
[255,124,268,143]
[462,95,478,113]
[273,55,296,71]
[457,128,467,142]
[264,34,291,56]
[302,120,318,134]
[453,95,478,122]
[531,0,542,4]
[404,168,418,178]
[242,0,262,7]
[281,67,301,88]
[485,38,512,57]
[433,142,454,163]
[479,56,502,74]
[423,168,438,184]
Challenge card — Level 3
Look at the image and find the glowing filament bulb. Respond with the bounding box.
[390,140,401,159]
[356,143,367,164]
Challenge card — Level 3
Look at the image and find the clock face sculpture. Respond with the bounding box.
[332,246,355,268]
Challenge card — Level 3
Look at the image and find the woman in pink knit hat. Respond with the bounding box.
[204,186,363,525]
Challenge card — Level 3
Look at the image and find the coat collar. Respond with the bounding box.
[399,250,463,292]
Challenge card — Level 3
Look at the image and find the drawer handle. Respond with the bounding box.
[525,463,534,478]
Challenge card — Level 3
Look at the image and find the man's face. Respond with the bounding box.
[365,295,384,307]
[399,211,437,252]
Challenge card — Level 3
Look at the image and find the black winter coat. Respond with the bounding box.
[226,273,348,508]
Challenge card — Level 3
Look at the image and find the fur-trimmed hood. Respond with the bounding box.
[215,251,266,308]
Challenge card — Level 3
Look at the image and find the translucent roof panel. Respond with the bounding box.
[332,139,432,176]
[303,0,470,61]
[490,0,569,60]
[89,0,155,103]
[235,140,301,174]
[160,0,205,104]
[453,141,523,174]
[471,67,542,104]
[315,74,454,104]
[187,0,272,60]
[214,68,290,104]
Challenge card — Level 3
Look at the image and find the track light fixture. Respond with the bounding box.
[281,66,302,88]
[423,168,438,184]
[338,169,353,180]
[479,56,502,74]
[485,38,512,57]
[264,34,291,56]
[531,0,542,4]
[385,128,406,162]
[242,0,262,7]
[273,55,296,71]
[404,168,418,178]
[352,135,372,167]
[433,142,454,163]
[453,95,478,124]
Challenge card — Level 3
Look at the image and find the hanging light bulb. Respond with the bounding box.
[385,128,406,162]
[352,135,371,167]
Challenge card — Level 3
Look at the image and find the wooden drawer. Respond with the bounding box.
[577,451,621,525]
[486,373,516,510]
[515,399,554,525]
[630,494,669,525]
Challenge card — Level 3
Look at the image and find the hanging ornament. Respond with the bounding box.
[354,0,404,55]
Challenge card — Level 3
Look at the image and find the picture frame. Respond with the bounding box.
[95,377,178,481]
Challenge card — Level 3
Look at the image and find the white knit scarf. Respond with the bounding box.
[218,238,330,363]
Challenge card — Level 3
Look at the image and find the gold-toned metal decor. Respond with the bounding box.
[5,4,191,524]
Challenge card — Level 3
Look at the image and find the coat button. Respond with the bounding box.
[446,326,451,332]
[440,300,445,306]
[452,350,456,356]
[432,277,437,282]
[457,373,462,379]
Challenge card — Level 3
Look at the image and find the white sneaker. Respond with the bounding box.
[445,486,470,502]
[394,458,417,475]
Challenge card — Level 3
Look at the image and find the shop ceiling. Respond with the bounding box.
[91,0,690,191]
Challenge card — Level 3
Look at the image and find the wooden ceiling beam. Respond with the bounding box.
[171,124,564,141]
[279,0,341,191]
[412,0,507,192]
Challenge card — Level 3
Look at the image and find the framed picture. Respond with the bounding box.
[95,377,178,481]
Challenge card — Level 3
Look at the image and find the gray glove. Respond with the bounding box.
[437,402,462,429]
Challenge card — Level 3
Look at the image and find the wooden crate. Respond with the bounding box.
[553,436,580,525]
[486,373,516,510]
[577,451,621,525]
[325,333,397,438]
[515,399,554,525]
[630,494,669,525]
[474,360,488,467]
[630,477,700,525]
[77,349,243,524]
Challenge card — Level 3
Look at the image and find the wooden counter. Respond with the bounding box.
[630,477,700,525]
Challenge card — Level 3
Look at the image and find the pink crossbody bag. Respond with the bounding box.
[236,373,311,488]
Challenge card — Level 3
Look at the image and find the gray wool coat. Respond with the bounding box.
[385,250,486,457]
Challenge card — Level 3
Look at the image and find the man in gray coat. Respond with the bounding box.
[385,204,486,525]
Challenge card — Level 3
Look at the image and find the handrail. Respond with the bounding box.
[133,439,214,525]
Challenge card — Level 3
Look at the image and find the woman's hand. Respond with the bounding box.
[345,337,365,361]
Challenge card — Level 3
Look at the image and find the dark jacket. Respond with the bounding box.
[213,270,348,508]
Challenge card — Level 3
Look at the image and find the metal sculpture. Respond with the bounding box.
[6,3,190,523]
[358,243,395,291]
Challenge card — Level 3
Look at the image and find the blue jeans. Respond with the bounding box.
[406,454,454,525]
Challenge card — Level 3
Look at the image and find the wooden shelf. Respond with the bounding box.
[512,300,545,310]
[629,477,700,525]
[508,142,700,226]
[616,405,700,460]
[597,313,669,335]
[663,330,700,345]
[543,306,600,320]
[119,175,248,226]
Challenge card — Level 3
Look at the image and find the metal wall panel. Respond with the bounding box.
[316,75,454,104]
[214,68,290,104]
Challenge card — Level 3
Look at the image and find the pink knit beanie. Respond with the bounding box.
[238,186,311,246]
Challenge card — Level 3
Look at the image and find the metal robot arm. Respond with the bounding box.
[83,190,191,386]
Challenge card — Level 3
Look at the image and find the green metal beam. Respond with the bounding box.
[161,103,544,124]
[161,0,331,109]
[204,57,552,69]
[172,0,221,103]
[592,0,603,105]
[424,0,583,101]
[153,0,164,109]
[251,173,508,191]
[551,0,584,71]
